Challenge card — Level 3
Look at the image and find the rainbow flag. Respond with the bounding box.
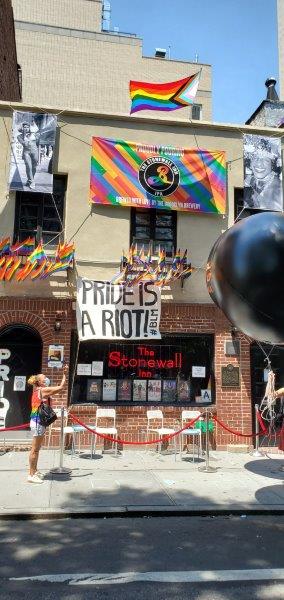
[0,237,11,256]
[11,237,35,255]
[130,73,200,114]
[28,243,47,264]
[55,242,75,263]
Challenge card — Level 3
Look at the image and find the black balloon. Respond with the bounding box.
[206,212,284,344]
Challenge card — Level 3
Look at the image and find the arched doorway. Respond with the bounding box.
[0,325,42,430]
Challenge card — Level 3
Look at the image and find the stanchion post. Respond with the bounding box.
[198,407,217,473]
[50,405,72,475]
[251,404,265,458]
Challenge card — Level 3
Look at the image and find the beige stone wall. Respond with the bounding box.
[12,0,103,32]
[1,100,281,303]
[278,0,284,99]
[12,0,211,119]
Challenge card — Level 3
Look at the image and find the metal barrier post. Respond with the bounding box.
[198,407,217,473]
[251,404,265,457]
[50,406,72,475]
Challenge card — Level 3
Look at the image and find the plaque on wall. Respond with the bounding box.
[221,364,240,388]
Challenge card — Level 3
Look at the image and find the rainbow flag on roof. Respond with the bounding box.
[130,72,201,114]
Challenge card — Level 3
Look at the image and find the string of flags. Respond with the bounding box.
[111,245,192,287]
[0,236,75,282]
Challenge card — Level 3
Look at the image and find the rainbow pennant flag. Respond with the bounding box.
[11,237,35,255]
[130,73,200,114]
[28,242,47,264]
[0,237,11,256]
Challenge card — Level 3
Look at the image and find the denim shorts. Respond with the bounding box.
[30,420,46,437]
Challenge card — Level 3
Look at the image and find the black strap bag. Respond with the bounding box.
[37,391,57,427]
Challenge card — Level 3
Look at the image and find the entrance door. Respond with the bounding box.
[250,343,284,442]
[0,325,42,431]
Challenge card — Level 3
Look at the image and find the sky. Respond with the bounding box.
[109,0,279,124]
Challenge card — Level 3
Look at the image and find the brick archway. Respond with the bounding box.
[0,310,53,345]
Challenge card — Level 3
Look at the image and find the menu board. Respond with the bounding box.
[163,380,176,402]
[102,379,117,401]
[87,379,101,402]
[133,380,147,401]
[148,380,161,402]
[118,380,132,402]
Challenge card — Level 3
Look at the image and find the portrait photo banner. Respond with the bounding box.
[243,134,283,211]
[9,111,57,194]
[90,137,226,214]
[76,278,161,341]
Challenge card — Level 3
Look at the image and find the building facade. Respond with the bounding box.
[1,98,283,449]
[11,0,212,120]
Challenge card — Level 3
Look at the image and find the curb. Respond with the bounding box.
[1,504,284,520]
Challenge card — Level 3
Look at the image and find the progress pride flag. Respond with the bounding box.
[76,278,161,341]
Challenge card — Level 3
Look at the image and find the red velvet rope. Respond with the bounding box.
[69,412,203,445]
[256,409,268,434]
[213,415,263,438]
[0,423,30,433]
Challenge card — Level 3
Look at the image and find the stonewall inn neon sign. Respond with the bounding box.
[108,345,182,378]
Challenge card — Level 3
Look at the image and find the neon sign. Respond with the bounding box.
[108,345,182,378]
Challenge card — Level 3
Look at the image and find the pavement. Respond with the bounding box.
[1,445,284,518]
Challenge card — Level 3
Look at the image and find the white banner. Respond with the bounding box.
[76,279,161,341]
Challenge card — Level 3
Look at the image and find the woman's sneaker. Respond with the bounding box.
[27,474,44,484]
[35,471,44,479]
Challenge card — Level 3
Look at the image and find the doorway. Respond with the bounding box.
[0,325,42,431]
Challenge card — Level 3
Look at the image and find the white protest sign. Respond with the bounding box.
[76,279,161,341]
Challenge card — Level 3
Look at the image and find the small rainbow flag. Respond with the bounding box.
[130,73,200,114]
[0,237,11,256]
[28,243,47,264]
[55,242,75,263]
[11,237,35,255]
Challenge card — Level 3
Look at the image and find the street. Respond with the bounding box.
[0,515,284,599]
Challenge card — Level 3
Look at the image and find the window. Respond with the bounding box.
[131,208,177,255]
[13,175,67,246]
[192,104,202,120]
[70,334,215,406]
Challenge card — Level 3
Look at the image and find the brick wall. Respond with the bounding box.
[0,298,253,449]
[0,0,21,101]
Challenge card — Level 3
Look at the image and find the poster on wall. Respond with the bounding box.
[92,361,104,376]
[133,380,147,401]
[177,380,191,401]
[102,379,117,401]
[148,380,161,402]
[77,363,92,376]
[48,345,64,368]
[13,376,26,392]
[192,366,206,378]
[76,278,161,341]
[9,111,57,194]
[243,134,283,211]
[162,380,176,402]
[117,380,132,402]
[87,379,101,402]
[90,137,226,214]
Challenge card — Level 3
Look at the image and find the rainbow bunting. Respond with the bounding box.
[0,237,11,256]
[28,243,47,264]
[130,73,200,114]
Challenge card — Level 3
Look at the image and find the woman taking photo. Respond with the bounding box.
[27,365,68,484]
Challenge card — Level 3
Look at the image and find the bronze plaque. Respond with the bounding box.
[221,364,240,388]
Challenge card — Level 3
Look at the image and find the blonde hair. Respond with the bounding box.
[28,374,39,386]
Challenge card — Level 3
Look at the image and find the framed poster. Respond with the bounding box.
[133,380,147,402]
[163,380,176,402]
[177,380,190,402]
[147,380,161,402]
[87,379,101,402]
[102,379,117,401]
[13,376,26,392]
[117,380,132,402]
[48,344,64,368]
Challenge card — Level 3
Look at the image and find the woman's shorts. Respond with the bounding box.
[30,420,46,437]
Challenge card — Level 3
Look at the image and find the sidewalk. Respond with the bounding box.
[0,447,284,518]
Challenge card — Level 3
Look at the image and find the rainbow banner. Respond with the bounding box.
[130,73,200,114]
[90,137,226,214]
